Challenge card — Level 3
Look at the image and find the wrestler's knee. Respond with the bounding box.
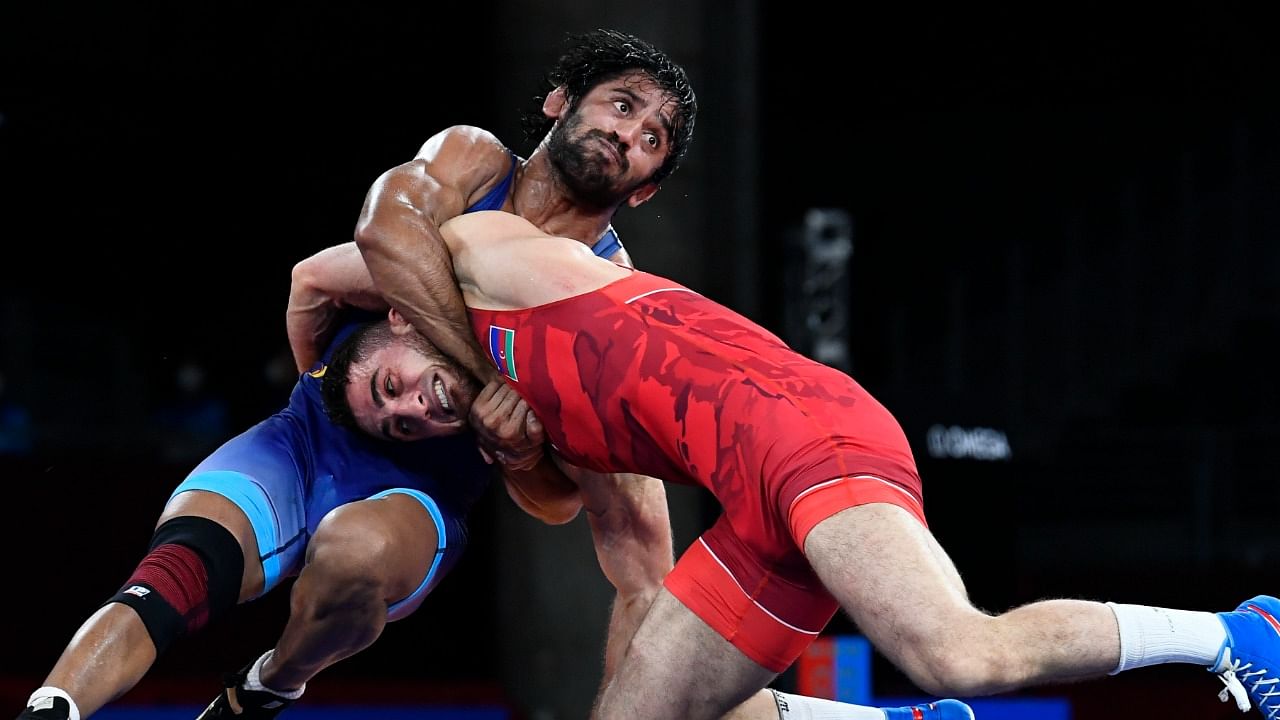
[305,508,401,603]
[890,619,1011,696]
[106,514,246,654]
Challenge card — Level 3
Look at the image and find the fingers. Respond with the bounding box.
[467,382,546,466]
[470,381,503,424]
[471,381,515,426]
[491,384,523,421]
[477,379,505,404]
[500,399,530,438]
[486,385,533,438]
[526,407,544,442]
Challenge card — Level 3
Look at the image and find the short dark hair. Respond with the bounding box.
[320,320,393,432]
[521,28,697,185]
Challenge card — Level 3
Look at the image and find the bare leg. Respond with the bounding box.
[35,491,262,716]
[36,604,156,714]
[594,589,777,720]
[805,503,1120,697]
[723,691,785,719]
[255,493,437,691]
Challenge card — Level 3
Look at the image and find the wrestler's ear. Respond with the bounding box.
[387,308,415,335]
[543,86,569,119]
[625,182,659,208]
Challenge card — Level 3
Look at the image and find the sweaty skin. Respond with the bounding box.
[437,212,1137,720]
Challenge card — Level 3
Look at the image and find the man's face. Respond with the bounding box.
[546,71,676,207]
[344,332,478,442]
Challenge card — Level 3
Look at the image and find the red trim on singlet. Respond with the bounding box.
[663,538,828,673]
[788,473,928,548]
[467,270,929,672]
[588,270,696,306]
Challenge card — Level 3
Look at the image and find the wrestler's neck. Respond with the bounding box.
[511,150,619,247]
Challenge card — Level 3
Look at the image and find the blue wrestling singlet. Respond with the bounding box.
[173,311,489,619]
[170,166,623,619]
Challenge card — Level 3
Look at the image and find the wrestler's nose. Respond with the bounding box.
[394,393,428,419]
[613,124,638,152]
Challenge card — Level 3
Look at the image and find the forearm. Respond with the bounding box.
[502,454,583,525]
[285,287,338,373]
[359,229,493,380]
[354,167,498,383]
[581,473,674,592]
[577,471,674,680]
[286,244,389,372]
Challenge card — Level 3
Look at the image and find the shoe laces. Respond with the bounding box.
[1217,646,1280,717]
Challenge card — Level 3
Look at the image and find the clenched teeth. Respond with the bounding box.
[433,379,451,412]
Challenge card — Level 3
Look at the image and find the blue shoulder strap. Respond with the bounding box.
[591,226,624,259]
[465,153,518,212]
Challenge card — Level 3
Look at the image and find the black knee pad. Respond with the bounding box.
[105,515,245,654]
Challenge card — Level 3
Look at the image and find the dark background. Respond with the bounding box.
[2,4,1278,719]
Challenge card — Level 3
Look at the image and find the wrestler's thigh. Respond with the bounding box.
[594,589,776,720]
[803,503,979,668]
[308,492,439,603]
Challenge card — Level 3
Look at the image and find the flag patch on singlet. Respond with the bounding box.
[488,325,518,381]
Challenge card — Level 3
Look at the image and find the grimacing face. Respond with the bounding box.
[344,331,478,442]
[546,71,676,207]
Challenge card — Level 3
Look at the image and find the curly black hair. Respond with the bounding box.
[520,28,697,186]
[320,320,395,433]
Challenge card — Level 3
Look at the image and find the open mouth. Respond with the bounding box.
[431,375,454,418]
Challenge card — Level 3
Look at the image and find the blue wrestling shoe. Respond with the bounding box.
[883,699,975,720]
[1213,595,1280,716]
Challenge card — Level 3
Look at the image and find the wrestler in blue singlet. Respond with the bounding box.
[170,156,624,619]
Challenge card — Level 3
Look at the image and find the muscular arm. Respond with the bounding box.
[450,218,669,681]
[559,465,675,683]
[501,457,583,525]
[353,127,512,384]
[286,243,390,372]
[580,233,668,687]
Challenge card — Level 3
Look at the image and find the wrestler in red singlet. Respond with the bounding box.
[468,269,928,672]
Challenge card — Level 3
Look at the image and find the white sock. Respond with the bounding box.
[243,650,307,699]
[1108,603,1227,674]
[771,690,893,720]
[26,687,81,720]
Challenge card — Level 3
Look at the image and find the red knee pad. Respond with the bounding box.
[105,515,244,654]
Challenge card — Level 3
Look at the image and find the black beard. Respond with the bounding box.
[546,114,631,208]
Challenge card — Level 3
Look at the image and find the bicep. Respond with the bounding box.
[352,128,510,254]
[412,126,515,222]
[357,161,464,234]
